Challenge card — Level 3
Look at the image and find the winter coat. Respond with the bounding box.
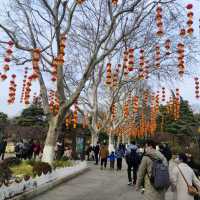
[115,148,124,159]
[99,145,109,159]
[136,148,167,200]
[170,162,200,200]
[108,153,116,161]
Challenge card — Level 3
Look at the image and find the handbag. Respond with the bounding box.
[177,166,199,196]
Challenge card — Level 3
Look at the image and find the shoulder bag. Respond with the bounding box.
[177,166,199,197]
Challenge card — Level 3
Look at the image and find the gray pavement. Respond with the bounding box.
[32,162,173,200]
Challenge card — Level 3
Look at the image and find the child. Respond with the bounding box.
[108,151,116,170]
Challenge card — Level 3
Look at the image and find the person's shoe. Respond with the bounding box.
[128,182,132,186]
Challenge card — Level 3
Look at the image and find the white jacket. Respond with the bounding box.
[170,162,200,200]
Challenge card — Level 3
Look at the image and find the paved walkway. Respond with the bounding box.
[32,162,173,200]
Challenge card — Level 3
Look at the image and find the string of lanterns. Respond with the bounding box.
[7,74,17,104]
[1,40,14,81]
[194,77,199,99]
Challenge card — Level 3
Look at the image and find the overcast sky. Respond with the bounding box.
[0,0,200,118]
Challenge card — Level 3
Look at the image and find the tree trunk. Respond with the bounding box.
[91,133,98,146]
[117,135,121,146]
[128,136,131,144]
[42,117,58,164]
[108,133,114,153]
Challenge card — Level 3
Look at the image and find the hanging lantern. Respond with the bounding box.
[65,115,70,129]
[1,40,14,81]
[112,0,118,5]
[7,74,17,104]
[123,50,129,77]
[128,48,134,72]
[32,48,41,79]
[162,87,165,102]
[155,6,164,36]
[194,77,200,99]
[73,101,78,128]
[179,29,186,37]
[155,45,161,68]
[133,96,139,113]
[106,63,112,86]
[76,0,85,4]
[186,4,194,35]
[165,39,171,56]
[144,60,149,79]
[139,49,145,79]
[174,89,180,120]
[177,43,185,77]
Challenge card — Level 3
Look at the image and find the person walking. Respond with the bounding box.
[94,142,100,165]
[136,140,168,200]
[115,143,124,170]
[99,142,109,170]
[0,137,7,160]
[125,141,140,185]
[15,139,24,159]
[170,153,200,200]
[33,140,41,160]
[108,151,116,170]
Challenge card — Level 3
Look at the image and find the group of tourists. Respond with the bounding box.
[55,139,72,160]
[15,139,41,160]
[92,140,200,200]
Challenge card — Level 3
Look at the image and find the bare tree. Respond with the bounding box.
[0,0,198,163]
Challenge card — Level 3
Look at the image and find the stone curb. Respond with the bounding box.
[10,166,90,200]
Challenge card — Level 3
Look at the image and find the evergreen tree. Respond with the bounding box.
[158,98,198,136]
[15,105,47,127]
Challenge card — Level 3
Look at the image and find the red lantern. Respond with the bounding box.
[194,77,200,99]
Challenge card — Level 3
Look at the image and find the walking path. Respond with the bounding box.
[32,162,173,200]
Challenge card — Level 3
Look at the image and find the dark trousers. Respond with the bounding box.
[0,151,5,160]
[101,158,107,168]
[95,153,99,164]
[117,158,122,170]
[128,164,138,184]
[110,160,115,169]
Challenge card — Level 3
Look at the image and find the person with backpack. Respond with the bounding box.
[115,143,124,170]
[136,140,169,200]
[170,153,200,200]
[125,141,140,185]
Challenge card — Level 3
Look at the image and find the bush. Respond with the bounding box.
[32,161,52,176]
[10,161,33,177]
[0,163,12,182]
[52,160,73,169]
[2,157,21,167]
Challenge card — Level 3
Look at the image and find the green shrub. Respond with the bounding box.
[52,160,73,169]
[2,157,21,167]
[32,161,52,176]
[0,163,12,182]
[10,161,33,177]
[26,159,36,166]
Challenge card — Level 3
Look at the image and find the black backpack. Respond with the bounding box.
[129,149,139,166]
[148,157,170,190]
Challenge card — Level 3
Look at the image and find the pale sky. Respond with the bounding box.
[0,0,200,118]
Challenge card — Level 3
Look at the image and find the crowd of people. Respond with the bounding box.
[89,140,200,200]
[15,139,42,160]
